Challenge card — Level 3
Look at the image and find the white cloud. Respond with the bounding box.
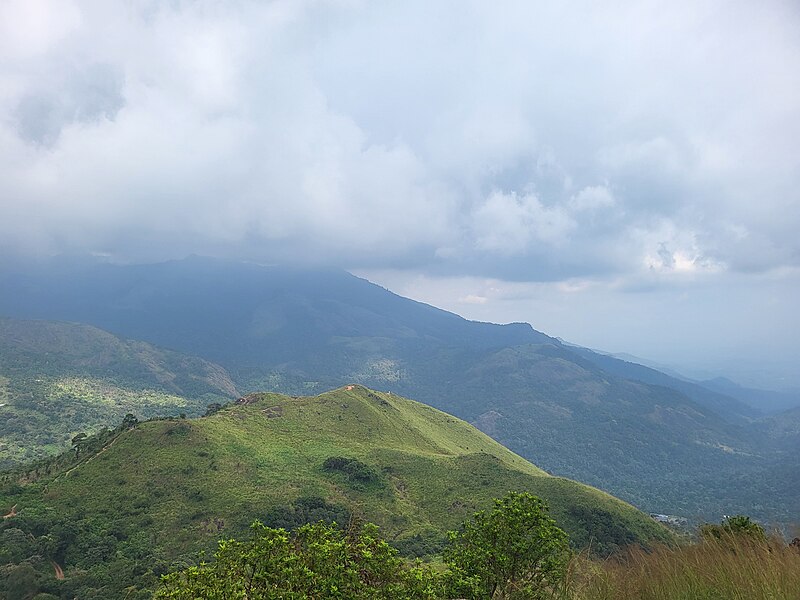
[472,190,575,255]
[569,185,616,212]
[0,0,798,287]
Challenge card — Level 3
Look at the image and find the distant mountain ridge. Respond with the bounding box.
[0,255,549,368]
[0,256,795,523]
[699,377,800,414]
[567,346,760,422]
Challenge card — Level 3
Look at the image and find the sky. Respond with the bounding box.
[1,0,799,389]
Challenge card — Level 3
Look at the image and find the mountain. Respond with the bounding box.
[0,386,672,598]
[0,256,793,522]
[567,346,760,421]
[0,317,237,467]
[0,255,548,375]
[699,377,800,414]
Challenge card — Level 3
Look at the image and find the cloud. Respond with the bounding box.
[0,0,798,288]
[472,190,575,255]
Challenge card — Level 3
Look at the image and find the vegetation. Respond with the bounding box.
[0,386,671,598]
[572,531,800,600]
[0,318,237,467]
[155,521,443,599]
[699,514,766,541]
[155,508,800,600]
[444,492,572,599]
[156,491,571,600]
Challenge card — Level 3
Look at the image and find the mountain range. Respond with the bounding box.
[0,255,797,523]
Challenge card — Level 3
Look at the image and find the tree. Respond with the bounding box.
[120,413,139,430]
[154,493,573,599]
[444,492,572,600]
[71,432,88,457]
[155,521,442,599]
[700,515,766,542]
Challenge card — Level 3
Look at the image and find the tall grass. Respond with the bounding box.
[571,534,800,600]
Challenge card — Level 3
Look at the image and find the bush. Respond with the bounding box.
[700,515,766,542]
[322,456,380,484]
[262,496,351,531]
[155,521,443,599]
[444,492,572,600]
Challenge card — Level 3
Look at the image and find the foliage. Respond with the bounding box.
[0,317,236,467]
[573,531,800,600]
[699,514,766,542]
[261,495,351,531]
[157,492,578,600]
[444,492,572,600]
[155,521,444,599]
[322,456,381,485]
[0,387,671,597]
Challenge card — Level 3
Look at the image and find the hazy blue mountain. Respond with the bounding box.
[0,256,794,522]
[0,255,547,373]
[567,347,760,421]
[699,377,800,414]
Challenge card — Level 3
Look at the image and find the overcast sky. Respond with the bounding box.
[1,0,798,389]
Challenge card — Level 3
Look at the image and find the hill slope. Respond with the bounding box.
[0,317,237,466]
[0,386,671,598]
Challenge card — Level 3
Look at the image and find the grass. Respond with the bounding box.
[5,386,673,561]
[570,533,800,600]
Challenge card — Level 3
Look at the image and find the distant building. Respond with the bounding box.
[649,513,688,527]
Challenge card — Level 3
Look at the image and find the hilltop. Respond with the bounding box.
[0,386,671,598]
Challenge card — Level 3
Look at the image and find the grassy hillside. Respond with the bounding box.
[0,318,237,466]
[0,386,672,598]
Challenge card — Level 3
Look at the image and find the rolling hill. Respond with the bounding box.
[0,386,672,598]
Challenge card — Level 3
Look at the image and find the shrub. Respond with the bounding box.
[444,491,572,600]
[322,456,380,484]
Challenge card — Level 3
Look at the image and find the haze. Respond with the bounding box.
[1,0,798,389]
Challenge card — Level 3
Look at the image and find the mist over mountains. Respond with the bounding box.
[1,255,796,523]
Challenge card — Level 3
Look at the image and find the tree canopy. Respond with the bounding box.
[444,492,572,599]
[155,491,572,600]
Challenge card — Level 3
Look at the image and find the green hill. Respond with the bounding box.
[0,386,671,598]
[0,317,237,467]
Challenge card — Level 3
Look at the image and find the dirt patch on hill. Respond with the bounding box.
[52,561,64,580]
[262,405,284,418]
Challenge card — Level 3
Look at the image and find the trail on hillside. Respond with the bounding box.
[52,432,126,484]
[52,560,64,580]
[2,504,16,519]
